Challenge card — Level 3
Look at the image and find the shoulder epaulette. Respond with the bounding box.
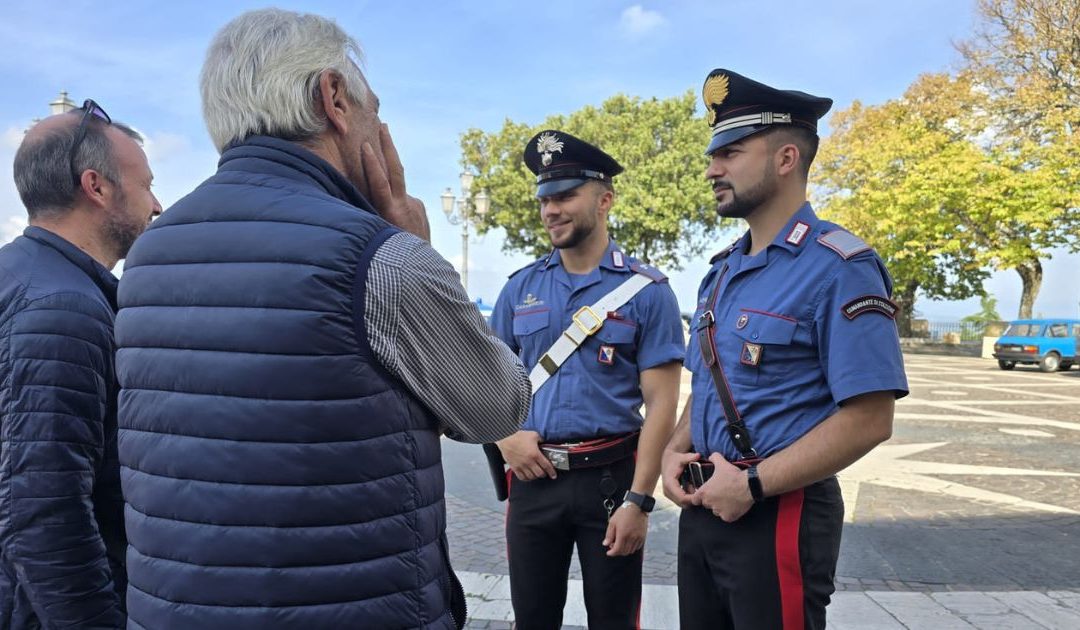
[630,261,667,282]
[709,242,739,264]
[507,257,545,279]
[816,230,872,260]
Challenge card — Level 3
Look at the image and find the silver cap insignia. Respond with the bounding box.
[536,132,564,167]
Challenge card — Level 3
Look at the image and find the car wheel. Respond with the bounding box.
[1059,361,1074,371]
[1039,352,1060,373]
[998,360,1016,370]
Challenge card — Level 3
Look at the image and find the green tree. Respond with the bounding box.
[814,74,991,336]
[958,0,1080,317]
[819,0,1080,326]
[459,91,724,270]
[818,57,1080,330]
[962,294,1003,334]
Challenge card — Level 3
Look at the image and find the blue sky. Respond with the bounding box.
[1,0,1076,320]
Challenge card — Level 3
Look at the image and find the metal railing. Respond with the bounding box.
[911,320,988,343]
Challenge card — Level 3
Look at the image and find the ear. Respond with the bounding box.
[77,169,112,209]
[775,142,801,177]
[595,186,614,217]
[317,70,351,136]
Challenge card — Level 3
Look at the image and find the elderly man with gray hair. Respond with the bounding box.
[114,8,530,630]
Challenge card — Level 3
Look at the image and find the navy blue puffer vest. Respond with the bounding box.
[116,137,454,629]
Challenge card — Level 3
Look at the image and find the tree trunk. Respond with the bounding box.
[892,280,919,337]
[1015,258,1043,319]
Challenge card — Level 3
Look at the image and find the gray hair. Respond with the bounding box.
[14,115,142,220]
[200,8,369,153]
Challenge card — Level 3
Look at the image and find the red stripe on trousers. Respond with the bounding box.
[775,488,806,630]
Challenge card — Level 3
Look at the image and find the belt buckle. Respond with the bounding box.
[696,310,714,331]
[572,306,603,337]
[687,461,705,488]
[541,447,571,471]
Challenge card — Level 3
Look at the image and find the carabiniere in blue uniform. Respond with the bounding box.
[490,129,685,630]
[687,201,907,461]
[675,68,909,630]
[493,240,683,443]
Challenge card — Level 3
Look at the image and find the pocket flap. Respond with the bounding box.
[597,318,638,344]
[513,309,550,335]
[733,312,797,345]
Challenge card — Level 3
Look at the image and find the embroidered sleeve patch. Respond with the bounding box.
[842,295,898,320]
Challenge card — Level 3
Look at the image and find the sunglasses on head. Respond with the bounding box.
[70,99,111,184]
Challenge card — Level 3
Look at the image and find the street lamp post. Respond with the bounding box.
[440,172,489,293]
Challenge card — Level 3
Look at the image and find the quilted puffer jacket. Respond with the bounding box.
[116,137,460,629]
[0,227,127,629]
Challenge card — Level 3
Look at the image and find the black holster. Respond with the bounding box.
[482,443,509,501]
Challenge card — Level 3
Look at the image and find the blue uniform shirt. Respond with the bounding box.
[687,203,909,460]
[491,240,685,442]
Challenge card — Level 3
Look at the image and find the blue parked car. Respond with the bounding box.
[992,319,1080,372]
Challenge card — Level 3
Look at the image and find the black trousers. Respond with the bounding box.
[677,476,844,630]
[506,455,642,630]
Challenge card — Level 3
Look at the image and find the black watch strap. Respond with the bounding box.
[746,465,765,502]
[622,490,655,513]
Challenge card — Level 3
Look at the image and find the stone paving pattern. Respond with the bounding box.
[445,355,1080,627]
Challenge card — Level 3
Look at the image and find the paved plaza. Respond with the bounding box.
[443,354,1080,628]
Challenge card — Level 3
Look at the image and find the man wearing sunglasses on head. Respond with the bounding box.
[0,100,162,628]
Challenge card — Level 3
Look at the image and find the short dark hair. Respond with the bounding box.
[590,178,615,195]
[13,115,143,220]
[763,126,819,179]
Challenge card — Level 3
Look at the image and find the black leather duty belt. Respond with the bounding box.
[678,457,762,491]
[540,432,640,471]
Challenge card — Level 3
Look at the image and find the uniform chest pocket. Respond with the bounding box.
[596,317,638,346]
[513,309,551,336]
[735,313,797,346]
[731,312,807,382]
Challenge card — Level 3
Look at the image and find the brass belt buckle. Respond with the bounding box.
[541,446,571,471]
[572,306,603,337]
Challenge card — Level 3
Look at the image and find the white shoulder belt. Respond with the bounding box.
[529,272,655,393]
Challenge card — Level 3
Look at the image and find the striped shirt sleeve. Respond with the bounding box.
[365,232,530,443]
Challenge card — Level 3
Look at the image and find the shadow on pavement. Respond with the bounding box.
[446,449,1080,592]
[838,512,1080,591]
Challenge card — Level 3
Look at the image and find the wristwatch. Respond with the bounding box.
[746,465,765,502]
[622,490,655,513]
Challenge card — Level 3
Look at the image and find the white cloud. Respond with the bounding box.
[3,126,24,150]
[142,131,192,164]
[1,139,25,230]
[1,215,26,246]
[441,253,465,272]
[619,5,666,37]
[2,124,193,166]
